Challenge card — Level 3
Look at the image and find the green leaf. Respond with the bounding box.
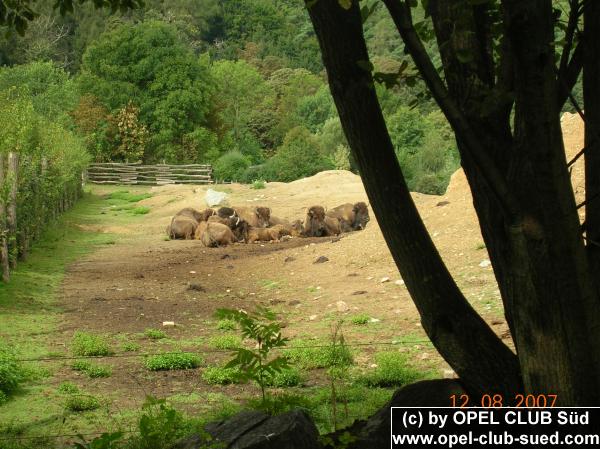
[338,0,352,9]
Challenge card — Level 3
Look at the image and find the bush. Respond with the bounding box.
[283,340,353,370]
[213,150,251,182]
[208,335,242,350]
[71,332,113,357]
[251,179,266,189]
[0,341,25,401]
[263,368,303,387]
[202,366,242,385]
[71,360,112,378]
[65,395,101,412]
[145,353,202,371]
[122,341,141,352]
[356,352,428,387]
[144,328,167,340]
[216,319,237,331]
[350,314,370,326]
[264,127,334,182]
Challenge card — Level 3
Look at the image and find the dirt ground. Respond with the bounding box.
[51,112,585,414]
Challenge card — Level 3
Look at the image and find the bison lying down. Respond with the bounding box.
[167,207,215,240]
[326,202,370,232]
[194,221,236,247]
[303,206,341,237]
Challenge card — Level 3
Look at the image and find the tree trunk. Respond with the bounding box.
[306,0,521,399]
[7,152,18,270]
[584,0,600,292]
[0,155,9,283]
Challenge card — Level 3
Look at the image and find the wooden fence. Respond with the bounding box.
[86,163,213,185]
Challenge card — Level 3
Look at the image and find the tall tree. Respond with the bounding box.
[307,0,599,404]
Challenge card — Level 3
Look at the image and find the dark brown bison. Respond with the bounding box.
[232,206,271,228]
[209,213,249,243]
[217,207,237,219]
[326,202,370,232]
[303,206,341,237]
[194,221,236,247]
[167,208,214,240]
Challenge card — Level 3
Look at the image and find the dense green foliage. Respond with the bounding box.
[0,0,461,193]
[0,341,26,403]
[144,353,203,371]
[71,331,113,357]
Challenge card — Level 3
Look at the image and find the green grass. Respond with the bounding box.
[251,180,266,189]
[71,360,112,378]
[263,368,303,387]
[201,366,242,385]
[283,340,353,370]
[208,334,241,350]
[122,341,141,352]
[131,206,151,215]
[355,351,431,387]
[144,328,167,340]
[57,382,80,394]
[64,394,101,412]
[107,190,152,203]
[71,332,113,357]
[216,319,237,331]
[144,353,203,371]
[350,314,370,325]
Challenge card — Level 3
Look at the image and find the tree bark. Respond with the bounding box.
[0,155,9,283]
[306,0,522,399]
[584,0,600,293]
[7,152,18,270]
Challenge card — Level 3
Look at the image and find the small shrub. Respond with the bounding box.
[144,328,167,340]
[65,395,101,412]
[216,319,237,331]
[145,353,202,371]
[213,150,251,182]
[123,341,141,352]
[251,179,266,189]
[263,368,302,387]
[202,366,242,385]
[71,360,112,378]
[57,382,80,394]
[71,332,113,357]
[208,334,241,350]
[284,341,353,370]
[356,352,427,387]
[131,206,151,215]
[0,341,25,400]
[350,314,370,325]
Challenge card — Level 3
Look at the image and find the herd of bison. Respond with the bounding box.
[166,202,371,247]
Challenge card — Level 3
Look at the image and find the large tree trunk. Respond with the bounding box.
[584,0,600,292]
[306,0,521,399]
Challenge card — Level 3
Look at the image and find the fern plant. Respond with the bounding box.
[215,307,290,405]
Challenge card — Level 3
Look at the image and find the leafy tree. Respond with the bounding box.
[295,84,336,133]
[308,0,600,405]
[212,150,251,182]
[77,20,214,161]
[114,102,148,162]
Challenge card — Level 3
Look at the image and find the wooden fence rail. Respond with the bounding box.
[86,163,213,185]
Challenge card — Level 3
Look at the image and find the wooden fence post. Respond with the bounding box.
[7,152,18,269]
[0,154,10,283]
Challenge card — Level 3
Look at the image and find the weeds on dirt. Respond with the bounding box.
[325,321,353,431]
[215,319,236,331]
[250,180,266,189]
[122,341,141,352]
[283,340,353,370]
[262,367,303,387]
[144,353,202,371]
[107,191,152,203]
[57,382,80,394]
[201,366,242,385]
[356,351,429,387]
[72,332,113,357]
[215,307,290,404]
[349,314,370,325]
[0,341,27,404]
[144,329,167,340]
[65,394,101,412]
[208,334,241,350]
[71,360,113,378]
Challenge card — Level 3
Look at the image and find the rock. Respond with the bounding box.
[369,364,378,368]
[336,301,349,312]
[186,282,205,292]
[351,290,367,295]
[221,254,231,260]
[308,315,318,321]
[189,271,196,274]
[205,188,227,207]
[380,277,390,283]
[369,318,380,323]
[491,319,504,325]
[288,300,301,306]
[284,256,296,263]
[394,279,405,286]
[443,369,457,379]
[162,321,175,327]
[479,259,491,268]
[347,273,359,277]
[436,201,450,207]
[172,410,321,449]
[314,256,329,264]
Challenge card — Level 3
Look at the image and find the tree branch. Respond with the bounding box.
[382,0,522,224]
[557,42,584,110]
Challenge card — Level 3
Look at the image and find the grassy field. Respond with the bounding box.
[0,185,437,449]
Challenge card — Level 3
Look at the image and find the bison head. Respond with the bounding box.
[304,206,327,237]
[352,202,370,230]
[217,207,237,219]
[200,208,216,222]
[230,217,249,242]
[290,219,304,237]
[255,207,271,228]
